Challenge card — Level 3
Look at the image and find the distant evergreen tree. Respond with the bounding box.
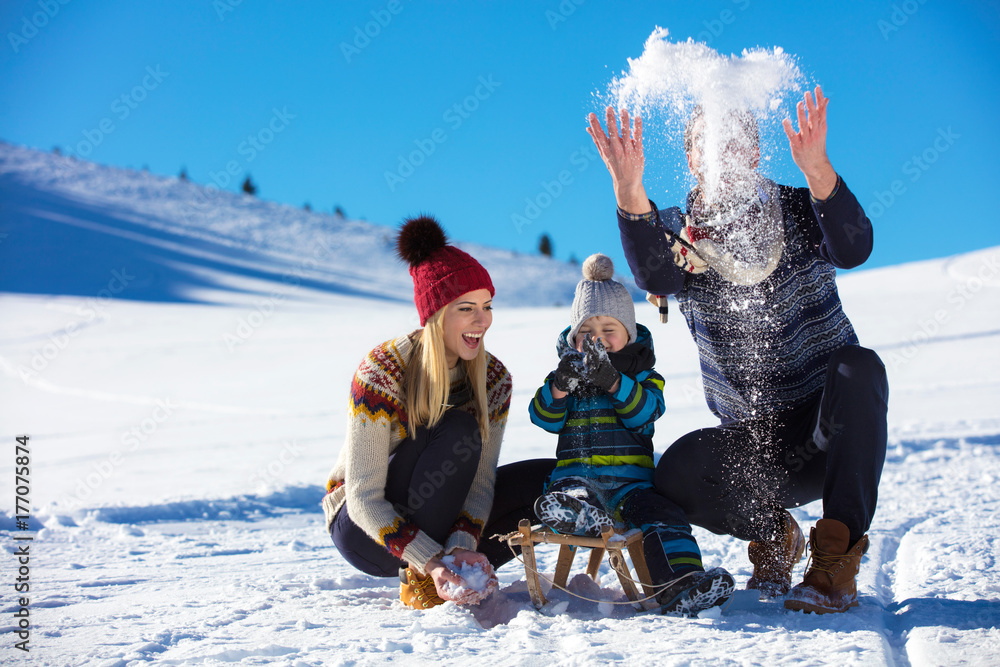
[52,146,61,155]
[334,205,346,218]
[538,233,553,257]
[242,175,257,196]
[178,167,188,181]
[569,254,579,265]
[303,202,312,211]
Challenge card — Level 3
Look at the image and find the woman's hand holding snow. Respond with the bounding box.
[436,550,498,605]
[581,336,621,393]
[782,85,838,201]
[587,106,652,215]
[553,351,588,394]
[425,554,465,602]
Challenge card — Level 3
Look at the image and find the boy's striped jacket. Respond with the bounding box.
[529,324,665,494]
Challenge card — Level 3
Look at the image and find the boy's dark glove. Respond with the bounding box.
[581,335,620,393]
[552,351,586,393]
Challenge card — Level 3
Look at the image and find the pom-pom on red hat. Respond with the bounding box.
[396,215,495,326]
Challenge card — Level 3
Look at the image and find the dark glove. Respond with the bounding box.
[552,351,586,393]
[581,335,620,393]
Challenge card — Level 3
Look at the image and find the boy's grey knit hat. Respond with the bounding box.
[569,254,637,345]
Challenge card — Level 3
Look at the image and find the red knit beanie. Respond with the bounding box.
[396,216,495,326]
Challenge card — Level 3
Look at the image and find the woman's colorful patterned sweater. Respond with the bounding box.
[322,332,512,574]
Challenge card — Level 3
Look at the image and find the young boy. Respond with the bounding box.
[529,254,734,616]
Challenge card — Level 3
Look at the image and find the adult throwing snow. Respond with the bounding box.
[587,86,889,614]
[322,216,524,610]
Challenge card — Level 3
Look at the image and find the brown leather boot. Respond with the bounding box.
[747,509,806,597]
[399,567,445,610]
[784,519,869,614]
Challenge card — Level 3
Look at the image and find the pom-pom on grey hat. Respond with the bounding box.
[568,253,637,345]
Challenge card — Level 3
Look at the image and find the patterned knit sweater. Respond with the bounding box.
[322,333,512,574]
[618,177,872,424]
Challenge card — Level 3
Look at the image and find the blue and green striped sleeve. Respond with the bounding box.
[528,374,568,433]
[609,369,665,429]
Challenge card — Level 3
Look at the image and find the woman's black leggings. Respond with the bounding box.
[330,407,555,576]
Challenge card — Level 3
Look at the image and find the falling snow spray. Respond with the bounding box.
[603,29,812,503]
[607,27,805,207]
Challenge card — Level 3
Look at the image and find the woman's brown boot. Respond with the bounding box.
[399,567,445,610]
[784,519,869,614]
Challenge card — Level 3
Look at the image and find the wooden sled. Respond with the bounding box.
[507,518,658,611]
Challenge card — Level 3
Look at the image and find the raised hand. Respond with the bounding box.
[782,85,838,200]
[587,106,652,214]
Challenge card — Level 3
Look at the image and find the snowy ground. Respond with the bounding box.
[1,143,999,665]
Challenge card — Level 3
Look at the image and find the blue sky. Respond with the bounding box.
[2,0,998,275]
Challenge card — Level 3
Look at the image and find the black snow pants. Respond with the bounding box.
[655,345,889,545]
[330,406,556,575]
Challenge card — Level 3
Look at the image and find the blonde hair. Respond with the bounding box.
[403,308,490,443]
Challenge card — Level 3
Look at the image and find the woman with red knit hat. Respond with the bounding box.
[322,215,551,609]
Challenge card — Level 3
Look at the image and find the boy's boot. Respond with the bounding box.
[658,567,735,617]
[399,567,445,610]
[747,509,806,597]
[784,519,869,614]
[534,492,614,538]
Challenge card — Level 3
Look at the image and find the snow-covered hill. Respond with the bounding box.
[1,142,998,665]
[0,141,602,308]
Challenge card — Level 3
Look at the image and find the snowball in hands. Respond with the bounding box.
[439,555,498,604]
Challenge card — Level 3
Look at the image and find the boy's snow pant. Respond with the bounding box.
[540,476,706,584]
[331,405,555,577]
[619,487,705,584]
[655,345,888,545]
[331,408,484,577]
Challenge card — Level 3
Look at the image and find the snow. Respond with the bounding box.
[607,28,805,203]
[438,556,497,604]
[2,142,1000,664]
